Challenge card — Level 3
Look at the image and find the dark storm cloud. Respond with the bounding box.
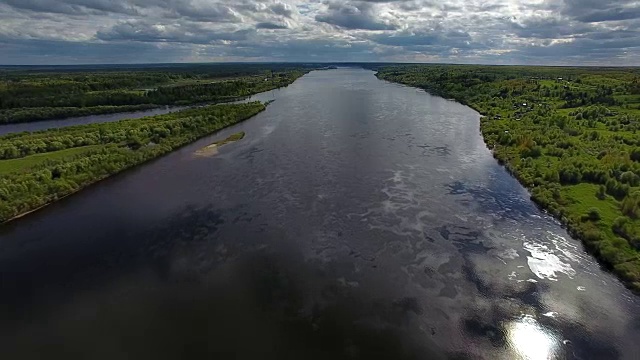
[315,1,397,30]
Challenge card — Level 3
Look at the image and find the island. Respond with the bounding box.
[195,131,246,157]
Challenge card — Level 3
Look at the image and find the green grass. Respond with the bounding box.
[614,95,640,104]
[0,145,103,175]
[563,184,620,223]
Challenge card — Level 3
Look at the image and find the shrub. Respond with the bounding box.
[585,207,602,222]
[621,193,640,218]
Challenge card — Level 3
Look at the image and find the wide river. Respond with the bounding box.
[1,68,639,359]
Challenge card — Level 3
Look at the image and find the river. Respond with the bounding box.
[1,68,638,359]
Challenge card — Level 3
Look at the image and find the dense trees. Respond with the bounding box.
[0,102,266,223]
[0,64,311,124]
[375,64,640,292]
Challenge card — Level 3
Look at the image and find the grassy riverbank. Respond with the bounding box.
[0,102,266,223]
[375,64,640,292]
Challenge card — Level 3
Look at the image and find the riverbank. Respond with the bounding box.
[375,65,640,293]
[0,103,266,223]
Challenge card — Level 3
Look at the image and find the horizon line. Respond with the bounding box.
[1,61,640,69]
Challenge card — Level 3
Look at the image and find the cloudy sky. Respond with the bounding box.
[0,0,638,65]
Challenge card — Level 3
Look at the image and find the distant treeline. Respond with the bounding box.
[375,64,640,292]
[0,104,158,124]
[0,64,312,124]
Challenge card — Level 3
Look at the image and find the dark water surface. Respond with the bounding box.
[1,69,639,359]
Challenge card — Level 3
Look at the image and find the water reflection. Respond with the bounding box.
[1,68,639,359]
[506,314,561,360]
[524,234,577,282]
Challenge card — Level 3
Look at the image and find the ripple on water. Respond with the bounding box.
[523,234,577,282]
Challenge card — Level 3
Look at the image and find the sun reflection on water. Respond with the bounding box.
[506,315,561,360]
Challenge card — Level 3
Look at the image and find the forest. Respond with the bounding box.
[375,64,640,292]
[0,102,266,223]
[0,64,312,123]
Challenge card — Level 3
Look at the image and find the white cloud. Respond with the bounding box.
[0,0,638,64]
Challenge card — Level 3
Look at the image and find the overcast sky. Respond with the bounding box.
[0,0,638,65]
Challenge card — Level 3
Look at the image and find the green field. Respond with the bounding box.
[0,146,104,175]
